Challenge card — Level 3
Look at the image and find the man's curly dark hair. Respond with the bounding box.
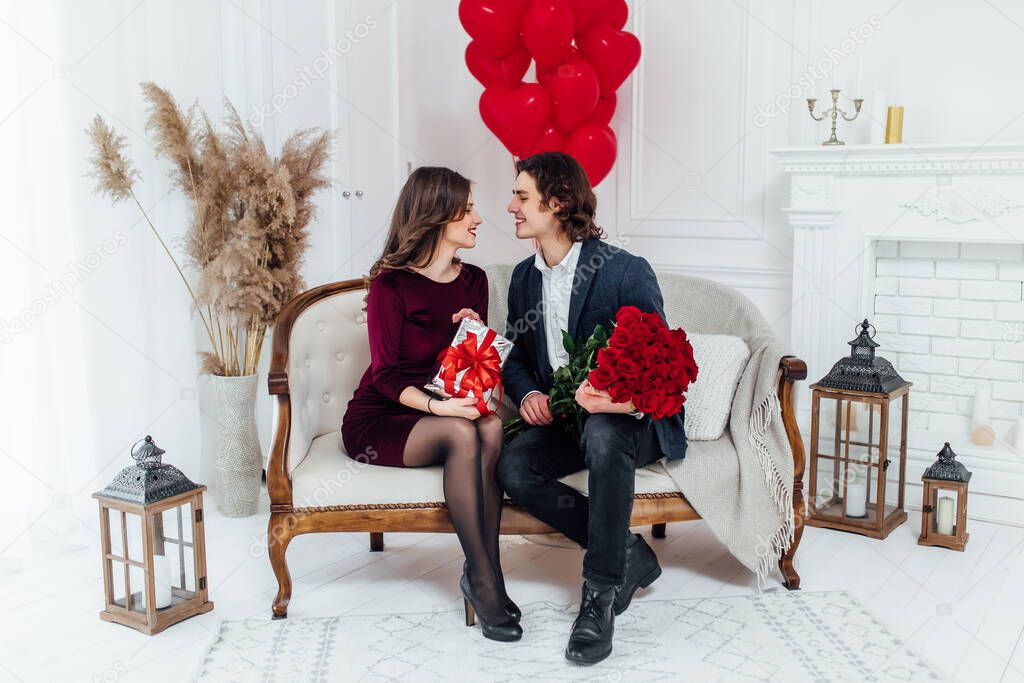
[515,152,606,242]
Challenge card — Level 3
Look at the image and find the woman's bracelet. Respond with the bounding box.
[426,397,434,414]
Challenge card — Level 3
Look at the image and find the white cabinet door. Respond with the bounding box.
[335,0,403,281]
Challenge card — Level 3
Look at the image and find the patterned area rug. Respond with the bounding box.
[194,591,942,682]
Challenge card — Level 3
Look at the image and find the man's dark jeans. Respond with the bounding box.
[497,413,663,586]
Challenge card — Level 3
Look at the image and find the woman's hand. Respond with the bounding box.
[432,396,484,420]
[452,308,481,324]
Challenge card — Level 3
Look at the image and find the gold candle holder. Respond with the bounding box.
[885,106,904,144]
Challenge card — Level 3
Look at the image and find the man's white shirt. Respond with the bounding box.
[518,241,642,419]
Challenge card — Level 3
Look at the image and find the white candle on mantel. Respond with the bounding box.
[936,496,955,535]
[973,385,992,425]
[845,482,867,518]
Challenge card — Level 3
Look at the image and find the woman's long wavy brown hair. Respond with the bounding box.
[365,166,472,293]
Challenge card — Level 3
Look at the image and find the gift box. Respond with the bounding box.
[427,318,513,415]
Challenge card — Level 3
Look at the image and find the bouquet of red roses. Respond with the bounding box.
[587,306,699,420]
[503,305,698,442]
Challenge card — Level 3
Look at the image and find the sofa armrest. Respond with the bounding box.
[267,278,367,512]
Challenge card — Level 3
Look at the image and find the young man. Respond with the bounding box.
[498,152,688,665]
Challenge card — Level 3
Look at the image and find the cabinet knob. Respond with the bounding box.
[355,190,364,198]
[342,190,351,199]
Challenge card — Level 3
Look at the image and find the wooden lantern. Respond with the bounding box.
[807,319,911,539]
[918,442,971,551]
[93,436,213,635]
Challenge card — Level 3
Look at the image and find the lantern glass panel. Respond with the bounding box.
[154,502,198,606]
[884,393,905,504]
[106,507,145,563]
[931,487,959,537]
[813,395,886,524]
[111,557,128,608]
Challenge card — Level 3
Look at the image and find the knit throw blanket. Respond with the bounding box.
[657,273,796,588]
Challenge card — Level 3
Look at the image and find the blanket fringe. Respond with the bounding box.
[749,389,795,590]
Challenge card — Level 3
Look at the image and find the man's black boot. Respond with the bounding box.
[565,581,616,665]
[613,533,662,615]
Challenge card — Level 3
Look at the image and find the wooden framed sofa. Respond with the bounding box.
[266,266,807,619]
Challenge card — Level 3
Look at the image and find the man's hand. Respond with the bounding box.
[520,392,553,425]
[574,380,635,415]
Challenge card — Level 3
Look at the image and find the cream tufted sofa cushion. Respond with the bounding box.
[285,264,753,507]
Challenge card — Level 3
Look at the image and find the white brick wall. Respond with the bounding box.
[872,240,1024,439]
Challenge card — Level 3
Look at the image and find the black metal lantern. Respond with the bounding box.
[93,436,213,634]
[919,442,972,551]
[807,319,912,539]
[817,319,906,393]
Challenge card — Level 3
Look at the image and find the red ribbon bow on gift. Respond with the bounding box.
[436,327,504,416]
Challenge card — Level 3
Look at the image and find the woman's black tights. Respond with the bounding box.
[402,414,509,622]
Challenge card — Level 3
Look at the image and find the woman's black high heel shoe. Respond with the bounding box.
[464,560,520,622]
[460,572,523,642]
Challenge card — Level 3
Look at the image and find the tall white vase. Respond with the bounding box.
[212,374,263,517]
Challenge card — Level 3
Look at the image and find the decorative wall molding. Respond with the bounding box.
[899,185,1024,224]
[651,263,792,291]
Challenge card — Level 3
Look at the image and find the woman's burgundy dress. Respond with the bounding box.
[341,263,489,468]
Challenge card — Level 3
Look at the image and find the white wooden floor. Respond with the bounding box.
[2,500,1022,683]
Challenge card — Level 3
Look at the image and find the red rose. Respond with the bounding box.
[597,347,621,366]
[657,394,682,419]
[607,379,633,403]
[643,316,666,335]
[615,305,643,326]
[609,326,635,349]
[617,356,641,378]
[633,391,659,414]
[589,365,616,389]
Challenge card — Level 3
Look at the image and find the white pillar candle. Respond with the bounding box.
[936,496,955,535]
[151,554,173,609]
[973,385,992,425]
[845,482,867,518]
[869,90,888,144]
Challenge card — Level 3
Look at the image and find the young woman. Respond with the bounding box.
[341,167,521,642]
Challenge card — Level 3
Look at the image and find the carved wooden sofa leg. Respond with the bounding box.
[269,513,294,619]
[778,355,807,591]
[370,532,384,552]
[651,523,666,539]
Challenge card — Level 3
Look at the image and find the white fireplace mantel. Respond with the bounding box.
[772,142,1024,177]
[771,143,1024,526]
[771,142,1024,368]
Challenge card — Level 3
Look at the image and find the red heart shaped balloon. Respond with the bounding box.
[588,93,616,126]
[565,0,613,34]
[547,57,600,132]
[522,0,575,69]
[459,0,531,59]
[465,40,531,89]
[531,125,570,155]
[598,0,628,29]
[480,84,552,157]
[536,46,579,87]
[577,25,641,95]
[567,124,617,186]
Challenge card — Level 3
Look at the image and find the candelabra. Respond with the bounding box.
[807,89,863,146]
